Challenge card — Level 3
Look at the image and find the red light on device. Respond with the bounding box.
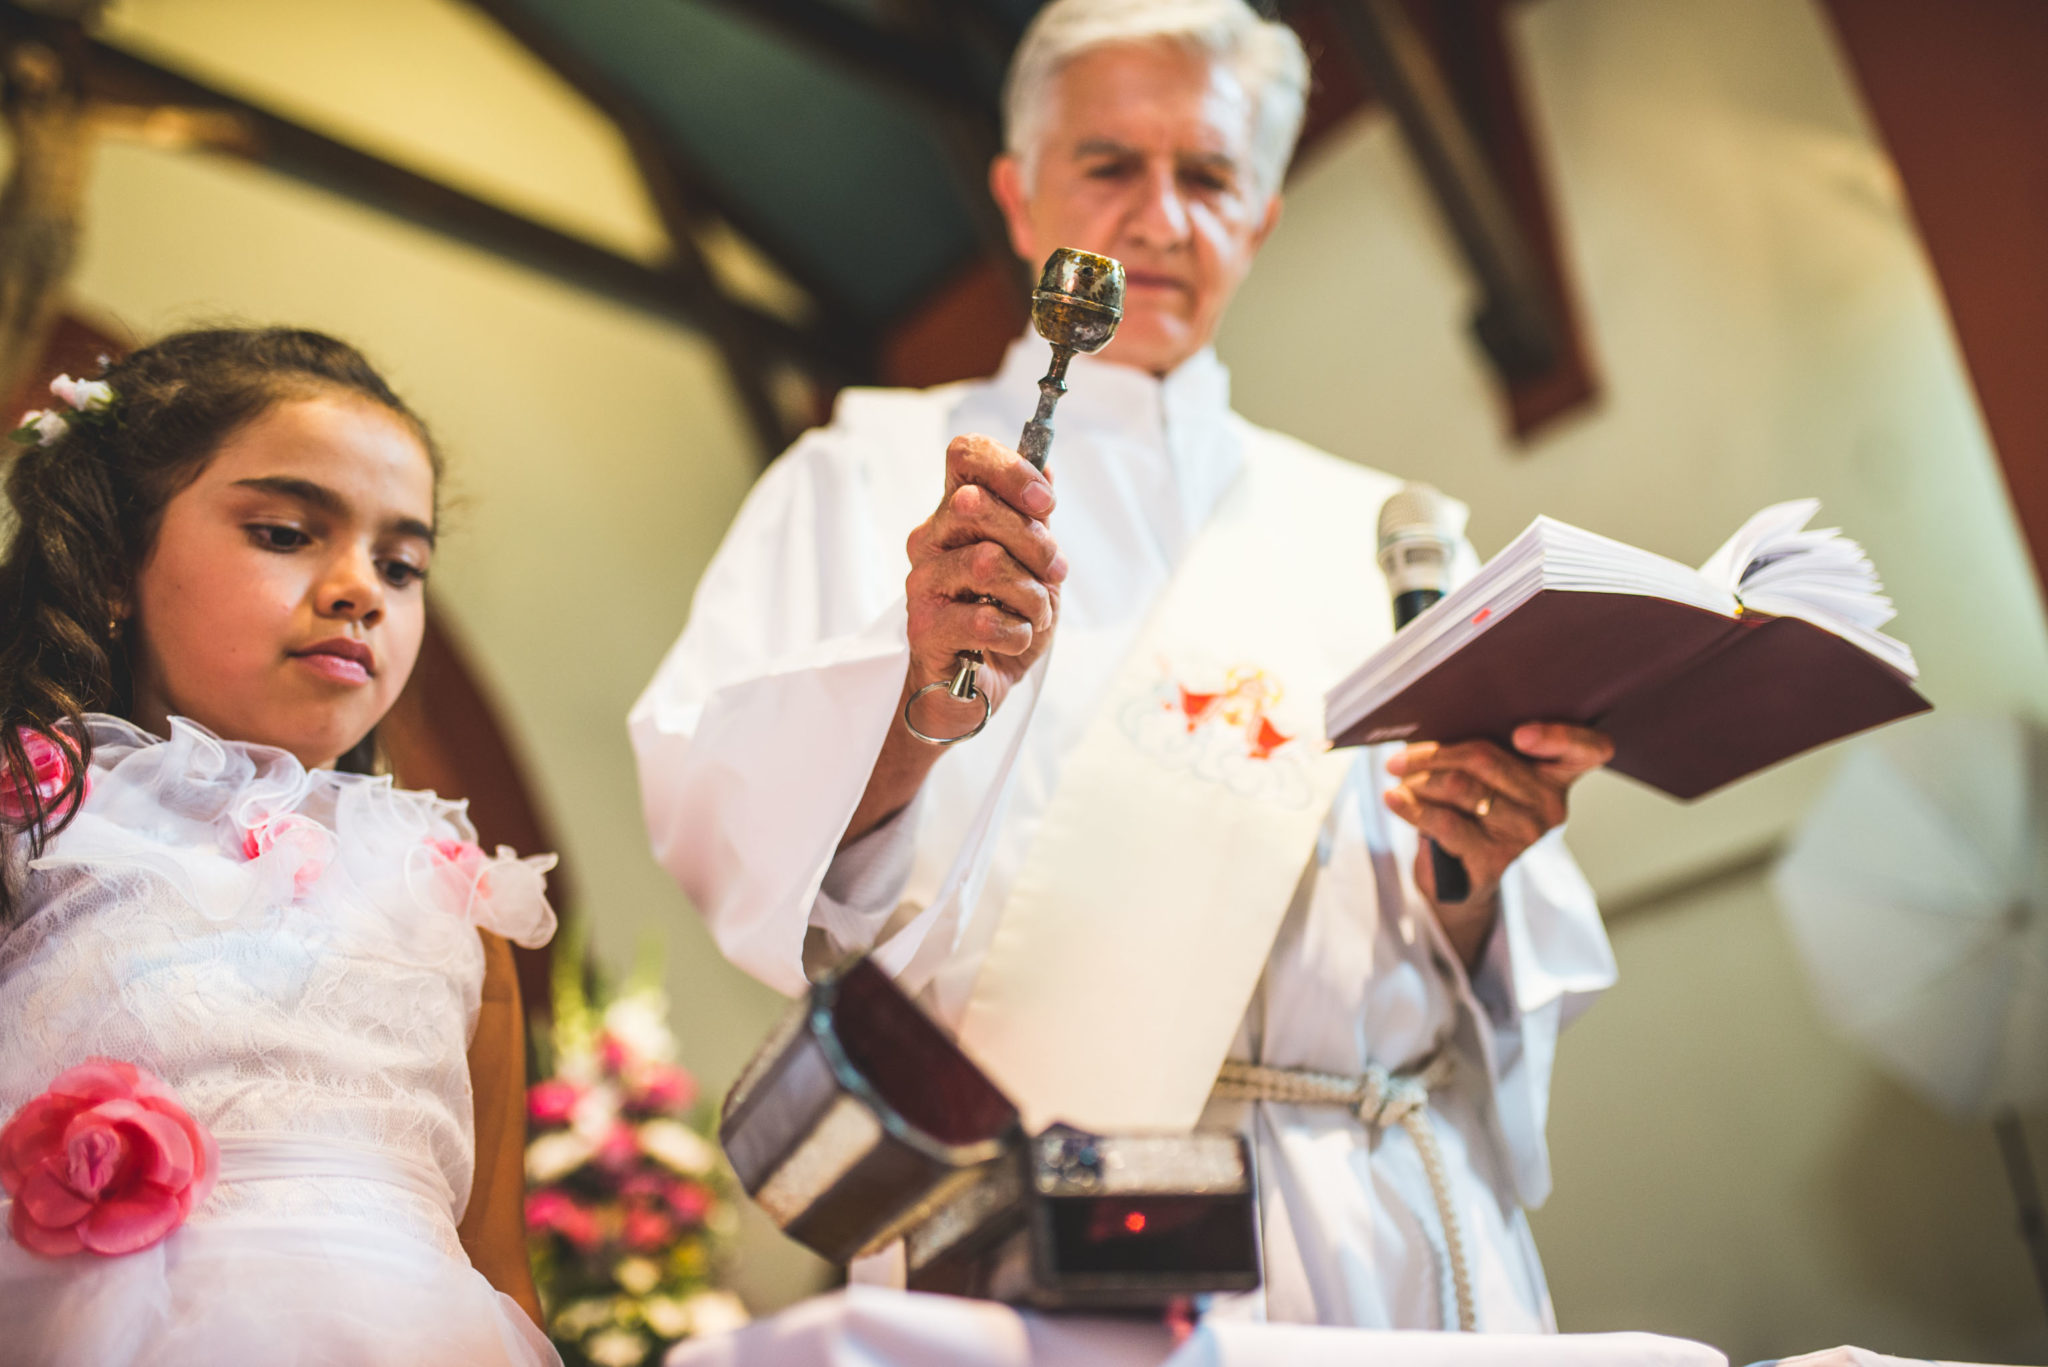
[1123,1211,1147,1234]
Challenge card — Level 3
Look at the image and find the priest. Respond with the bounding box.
[632,0,1616,1332]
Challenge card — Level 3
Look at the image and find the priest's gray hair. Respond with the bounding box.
[1002,0,1311,198]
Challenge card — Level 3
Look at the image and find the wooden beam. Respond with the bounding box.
[1820,0,2048,611]
[1420,0,1599,438]
[0,7,833,394]
[0,28,89,399]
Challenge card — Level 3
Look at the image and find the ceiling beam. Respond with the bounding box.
[1417,0,1599,438]
[1822,0,2048,610]
[0,7,833,381]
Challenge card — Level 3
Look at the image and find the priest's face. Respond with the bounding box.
[992,41,1283,377]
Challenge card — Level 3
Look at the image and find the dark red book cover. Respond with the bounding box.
[1328,589,1931,799]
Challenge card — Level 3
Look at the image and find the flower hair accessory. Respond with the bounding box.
[0,1059,218,1257]
[10,373,117,450]
[0,727,90,827]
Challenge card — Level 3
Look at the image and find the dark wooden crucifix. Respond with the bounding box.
[1293,0,1599,441]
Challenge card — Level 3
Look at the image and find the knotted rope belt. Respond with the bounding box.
[1213,1054,1475,1332]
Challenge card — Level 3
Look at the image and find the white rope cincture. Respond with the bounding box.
[1214,1055,1476,1333]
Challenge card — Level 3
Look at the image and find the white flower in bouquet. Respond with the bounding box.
[637,1118,716,1177]
[570,1080,622,1143]
[678,1290,750,1338]
[554,1045,602,1087]
[613,1255,662,1297]
[550,1297,616,1338]
[526,1129,596,1184]
[585,1327,652,1367]
[641,1296,691,1340]
[602,992,678,1065]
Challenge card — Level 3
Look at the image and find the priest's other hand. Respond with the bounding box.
[843,434,1067,844]
[1382,722,1614,968]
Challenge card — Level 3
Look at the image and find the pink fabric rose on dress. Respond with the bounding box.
[0,1059,218,1258]
[0,728,88,827]
[428,837,495,912]
[422,836,558,949]
[240,812,333,896]
[428,836,488,876]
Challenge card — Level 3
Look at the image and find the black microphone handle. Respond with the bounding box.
[1389,585,1472,905]
[1428,835,1473,905]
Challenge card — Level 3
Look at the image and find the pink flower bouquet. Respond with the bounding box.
[524,926,746,1366]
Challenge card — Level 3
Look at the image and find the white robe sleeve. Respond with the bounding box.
[1429,511,1616,1205]
[812,798,922,955]
[1467,829,1615,1208]
[628,420,919,999]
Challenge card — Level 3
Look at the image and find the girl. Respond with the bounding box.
[0,328,560,1365]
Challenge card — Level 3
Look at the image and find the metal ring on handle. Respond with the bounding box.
[903,676,992,746]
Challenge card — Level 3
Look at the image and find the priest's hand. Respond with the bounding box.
[903,433,1066,720]
[1382,722,1614,969]
[844,434,1067,844]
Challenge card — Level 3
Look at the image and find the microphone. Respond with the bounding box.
[1376,483,1471,904]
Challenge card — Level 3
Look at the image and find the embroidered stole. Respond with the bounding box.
[953,431,1399,1132]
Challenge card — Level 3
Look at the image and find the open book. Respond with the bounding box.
[1326,500,1931,799]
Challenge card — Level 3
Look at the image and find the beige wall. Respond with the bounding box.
[11,0,2047,1350]
[1217,0,2048,1358]
[1535,869,2048,1363]
[100,0,668,261]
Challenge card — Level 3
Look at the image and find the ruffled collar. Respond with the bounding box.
[31,714,557,950]
[81,713,461,832]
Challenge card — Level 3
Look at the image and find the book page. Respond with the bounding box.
[1326,516,1731,728]
[1697,499,1917,677]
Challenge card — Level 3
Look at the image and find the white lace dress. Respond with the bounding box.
[0,716,561,1367]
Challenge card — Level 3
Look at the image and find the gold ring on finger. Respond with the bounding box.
[1473,795,1493,820]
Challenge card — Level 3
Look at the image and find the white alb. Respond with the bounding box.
[631,336,1617,1331]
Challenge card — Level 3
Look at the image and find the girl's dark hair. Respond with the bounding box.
[0,326,439,913]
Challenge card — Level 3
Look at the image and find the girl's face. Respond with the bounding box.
[128,393,436,771]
